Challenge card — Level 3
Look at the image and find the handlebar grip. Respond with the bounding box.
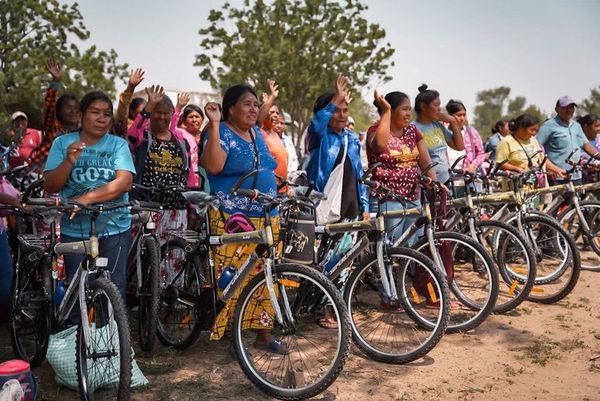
[135,200,162,210]
[24,198,57,206]
[235,188,257,198]
[362,179,380,189]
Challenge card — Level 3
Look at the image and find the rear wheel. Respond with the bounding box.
[138,236,160,352]
[9,255,51,368]
[76,277,132,401]
[157,238,204,350]
[556,201,600,271]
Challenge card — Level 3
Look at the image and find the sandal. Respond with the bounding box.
[253,338,290,355]
[317,317,338,330]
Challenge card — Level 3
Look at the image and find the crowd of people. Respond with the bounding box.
[1,61,600,344]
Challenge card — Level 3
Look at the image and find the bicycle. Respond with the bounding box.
[8,197,134,401]
[443,156,537,314]
[159,176,352,400]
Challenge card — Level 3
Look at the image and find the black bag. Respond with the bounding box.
[282,212,315,265]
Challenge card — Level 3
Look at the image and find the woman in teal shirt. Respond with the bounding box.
[44,91,135,301]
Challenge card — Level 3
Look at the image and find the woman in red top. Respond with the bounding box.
[367,90,437,243]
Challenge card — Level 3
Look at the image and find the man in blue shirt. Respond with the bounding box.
[536,95,599,183]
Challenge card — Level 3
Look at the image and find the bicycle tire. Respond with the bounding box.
[232,263,351,400]
[521,215,581,304]
[9,256,52,368]
[138,236,160,352]
[474,221,536,314]
[344,247,450,363]
[413,231,498,333]
[556,200,600,271]
[76,277,132,401]
[157,237,204,350]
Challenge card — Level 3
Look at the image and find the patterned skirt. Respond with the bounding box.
[208,209,279,340]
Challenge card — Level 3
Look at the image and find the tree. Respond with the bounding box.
[580,86,600,115]
[0,0,128,131]
[195,0,395,154]
[472,86,545,139]
[349,94,377,134]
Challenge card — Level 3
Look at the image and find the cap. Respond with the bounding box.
[347,116,355,125]
[11,111,27,121]
[556,96,577,108]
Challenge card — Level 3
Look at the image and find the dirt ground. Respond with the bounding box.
[2,253,599,401]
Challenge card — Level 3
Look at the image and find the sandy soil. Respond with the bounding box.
[2,255,599,401]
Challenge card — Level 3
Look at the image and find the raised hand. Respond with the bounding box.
[46,58,62,82]
[373,89,390,113]
[438,111,456,125]
[177,92,191,109]
[144,85,165,113]
[263,79,279,104]
[335,75,349,99]
[204,102,221,123]
[127,68,145,90]
[66,141,86,164]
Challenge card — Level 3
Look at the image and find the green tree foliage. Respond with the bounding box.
[349,94,377,134]
[195,0,395,152]
[472,86,545,139]
[0,0,128,130]
[580,86,600,115]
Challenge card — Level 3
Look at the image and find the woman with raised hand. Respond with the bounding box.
[113,68,146,137]
[172,92,205,188]
[127,85,193,242]
[200,85,286,353]
[412,84,464,185]
[305,75,369,222]
[43,91,135,300]
[368,90,437,243]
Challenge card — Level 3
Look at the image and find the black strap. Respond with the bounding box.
[249,128,259,190]
[511,134,535,168]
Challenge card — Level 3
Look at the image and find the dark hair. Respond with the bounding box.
[155,95,174,112]
[492,120,507,134]
[222,84,258,121]
[56,93,79,123]
[577,114,600,130]
[373,91,409,116]
[128,97,146,120]
[79,91,113,116]
[414,84,440,114]
[179,104,204,126]
[313,92,335,114]
[445,99,466,115]
[508,114,539,132]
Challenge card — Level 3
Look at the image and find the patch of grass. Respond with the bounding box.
[519,307,532,315]
[554,314,566,322]
[503,364,524,377]
[579,297,590,305]
[514,336,560,366]
[561,337,587,352]
[137,360,178,375]
[395,392,413,401]
[155,377,210,401]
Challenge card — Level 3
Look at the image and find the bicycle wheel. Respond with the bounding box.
[232,263,351,400]
[521,215,581,304]
[413,232,498,333]
[138,236,160,352]
[474,221,536,313]
[76,277,132,401]
[157,238,204,350]
[9,256,52,368]
[345,247,449,363]
[556,200,600,271]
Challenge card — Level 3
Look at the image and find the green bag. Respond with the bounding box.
[46,325,148,392]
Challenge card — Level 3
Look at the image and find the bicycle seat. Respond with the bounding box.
[182,191,220,208]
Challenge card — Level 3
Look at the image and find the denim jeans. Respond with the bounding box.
[61,229,131,324]
[369,197,423,246]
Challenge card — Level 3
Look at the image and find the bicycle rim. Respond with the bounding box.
[558,202,600,271]
[346,247,450,363]
[232,263,350,400]
[76,278,131,401]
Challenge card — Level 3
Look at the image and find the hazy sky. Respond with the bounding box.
[69,0,600,119]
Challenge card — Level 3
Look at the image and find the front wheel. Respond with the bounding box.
[76,277,132,401]
[232,263,351,400]
[138,236,160,352]
[556,200,600,271]
[344,247,450,364]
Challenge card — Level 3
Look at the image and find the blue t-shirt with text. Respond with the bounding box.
[44,133,136,238]
[412,120,454,183]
